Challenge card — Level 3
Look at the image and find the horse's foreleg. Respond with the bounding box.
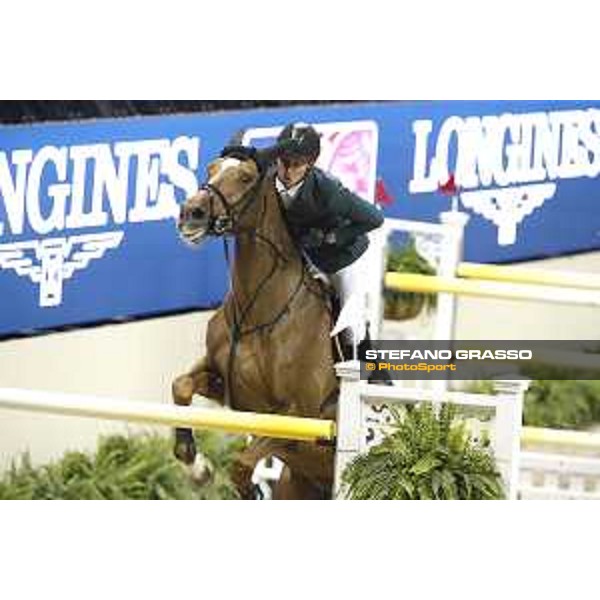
[171,356,225,465]
[172,356,224,406]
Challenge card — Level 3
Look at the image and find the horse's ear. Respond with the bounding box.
[227,129,247,146]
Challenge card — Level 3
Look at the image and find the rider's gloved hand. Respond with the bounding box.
[301,229,337,248]
[301,228,325,248]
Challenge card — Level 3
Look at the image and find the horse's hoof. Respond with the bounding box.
[174,442,197,465]
[172,376,194,405]
[174,428,197,465]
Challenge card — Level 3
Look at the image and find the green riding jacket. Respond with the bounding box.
[278,167,385,274]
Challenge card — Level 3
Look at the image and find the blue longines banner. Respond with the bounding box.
[1,100,599,336]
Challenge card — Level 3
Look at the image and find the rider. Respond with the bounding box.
[273,122,384,350]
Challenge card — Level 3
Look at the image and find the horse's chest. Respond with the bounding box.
[210,330,275,411]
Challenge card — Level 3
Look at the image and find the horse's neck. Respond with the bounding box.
[229,177,304,324]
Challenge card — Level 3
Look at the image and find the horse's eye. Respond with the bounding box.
[240,175,253,184]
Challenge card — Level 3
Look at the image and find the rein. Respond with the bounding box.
[204,170,308,408]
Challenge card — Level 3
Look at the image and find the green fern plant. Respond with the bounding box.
[0,430,245,500]
[522,380,600,430]
[464,375,600,431]
[384,237,437,320]
[341,403,505,500]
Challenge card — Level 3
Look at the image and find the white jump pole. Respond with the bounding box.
[433,210,469,340]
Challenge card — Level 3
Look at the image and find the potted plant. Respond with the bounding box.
[341,403,505,500]
[384,237,437,320]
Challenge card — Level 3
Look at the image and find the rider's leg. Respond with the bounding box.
[329,252,369,348]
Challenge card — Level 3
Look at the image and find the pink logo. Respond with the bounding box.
[318,129,375,200]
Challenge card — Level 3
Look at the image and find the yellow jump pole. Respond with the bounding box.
[458,262,600,291]
[385,272,600,307]
[0,388,336,443]
[522,427,600,451]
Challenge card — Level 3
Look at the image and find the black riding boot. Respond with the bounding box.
[357,328,393,386]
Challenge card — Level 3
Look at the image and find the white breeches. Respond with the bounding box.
[302,251,369,346]
[331,254,369,345]
[329,259,363,307]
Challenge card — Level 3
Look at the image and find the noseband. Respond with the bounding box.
[200,175,261,236]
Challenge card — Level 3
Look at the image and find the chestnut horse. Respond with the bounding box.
[173,150,339,499]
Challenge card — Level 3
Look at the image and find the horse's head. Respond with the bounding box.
[178,152,262,245]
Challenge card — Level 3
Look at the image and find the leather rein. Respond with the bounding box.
[200,166,308,407]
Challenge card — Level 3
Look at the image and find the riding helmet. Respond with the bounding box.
[276,123,321,160]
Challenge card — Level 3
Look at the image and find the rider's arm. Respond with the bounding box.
[322,177,384,246]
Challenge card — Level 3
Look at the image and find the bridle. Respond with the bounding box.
[191,160,313,408]
[198,178,259,236]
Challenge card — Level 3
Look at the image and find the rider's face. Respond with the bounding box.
[276,156,312,188]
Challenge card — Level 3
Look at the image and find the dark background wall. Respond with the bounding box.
[0,100,355,124]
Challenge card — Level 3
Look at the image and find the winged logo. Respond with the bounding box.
[0,232,124,307]
[460,183,556,246]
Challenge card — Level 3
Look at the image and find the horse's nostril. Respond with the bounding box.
[190,207,205,220]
